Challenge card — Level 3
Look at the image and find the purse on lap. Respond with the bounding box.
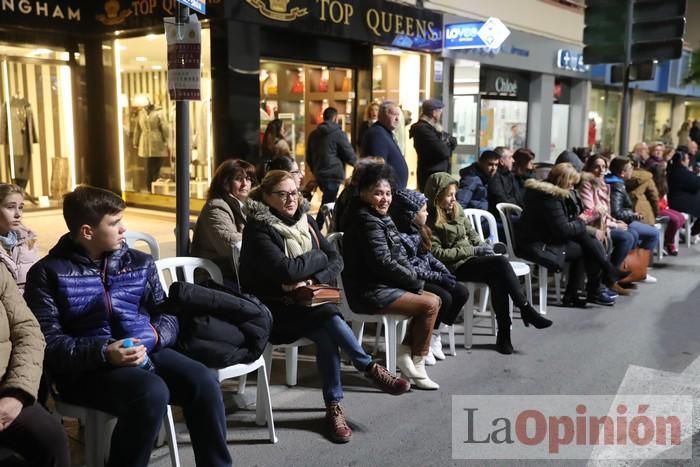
[285,284,341,307]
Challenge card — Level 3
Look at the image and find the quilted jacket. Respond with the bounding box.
[24,235,178,378]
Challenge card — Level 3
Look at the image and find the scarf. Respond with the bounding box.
[0,230,18,251]
[270,213,313,258]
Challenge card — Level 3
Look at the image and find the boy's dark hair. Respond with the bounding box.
[609,156,632,176]
[323,107,338,121]
[355,163,396,194]
[63,185,125,234]
[479,150,500,163]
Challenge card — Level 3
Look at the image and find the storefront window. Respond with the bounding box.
[550,79,571,160]
[259,60,355,164]
[589,87,621,153]
[115,30,212,207]
[372,47,433,189]
[479,100,528,152]
[0,44,76,209]
[452,59,480,173]
[643,96,672,143]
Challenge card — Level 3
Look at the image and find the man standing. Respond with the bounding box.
[25,186,232,467]
[409,99,457,191]
[631,142,649,164]
[362,101,409,189]
[306,107,356,227]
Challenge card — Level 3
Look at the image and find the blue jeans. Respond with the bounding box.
[306,315,373,404]
[315,181,341,228]
[610,228,636,267]
[58,348,232,467]
[628,221,659,251]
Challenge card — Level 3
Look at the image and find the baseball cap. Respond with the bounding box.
[422,99,444,114]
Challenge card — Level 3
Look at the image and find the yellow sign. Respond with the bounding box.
[245,0,309,22]
[96,0,133,25]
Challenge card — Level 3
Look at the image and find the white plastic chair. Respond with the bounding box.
[155,256,277,443]
[327,233,409,373]
[459,209,532,350]
[125,231,161,260]
[496,203,561,315]
[54,400,180,467]
[682,213,694,248]
[319,202,336,234]
[654,222,665,261]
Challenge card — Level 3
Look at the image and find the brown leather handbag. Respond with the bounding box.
[619,248,650,284]
[286,284,341,307]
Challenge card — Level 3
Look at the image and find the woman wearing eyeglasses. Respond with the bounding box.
[191,159,256,288]
[239,170,410,444]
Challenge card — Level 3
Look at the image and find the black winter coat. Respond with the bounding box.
[488,168,524,214]
[515,179,586,271]
[170,280,272,367]
[239,200,342,344]
[667,163,700,218]
[409,119,454,191]
[342,202,423,313]
[604,174,636,224]
[306,121,356,185]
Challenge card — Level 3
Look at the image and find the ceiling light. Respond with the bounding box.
[151,65,162,70]
[135,56,147,62]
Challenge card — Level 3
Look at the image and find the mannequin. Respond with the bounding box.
[133,97,169,191]
[0,93,37,190]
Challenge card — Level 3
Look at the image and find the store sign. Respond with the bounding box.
[556,49,588,73]
[434,60,443,83]
[480,69,528,99]
[165,14,201,100]
[227,0,443,51]
[176,0,205,15]
[444,18,511,50]
[0,0,82,22]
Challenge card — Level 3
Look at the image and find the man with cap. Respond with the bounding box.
[409,99,457,191]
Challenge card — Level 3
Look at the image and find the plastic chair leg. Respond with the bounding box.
[164,406,181,467]
[262,344,273,383]
[238,373,248,395]
[351,320,365,346]
[525,272,533,305]
[447,324,456,356]
[538,265,548,315]
[385,318,397,374]
[464,284,475,350]
[256,364,278,443]
[285,346,298,386]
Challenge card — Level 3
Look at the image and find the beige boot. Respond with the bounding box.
[411,356,440,390]
[396,345,422,379]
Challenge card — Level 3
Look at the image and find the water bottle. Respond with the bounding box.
[122,338,155,372]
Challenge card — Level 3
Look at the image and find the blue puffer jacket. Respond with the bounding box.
[397,231,450,283]
[457,163,489,210]
[24,234,178,378]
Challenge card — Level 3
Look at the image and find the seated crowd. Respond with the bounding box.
[0,135,697,465]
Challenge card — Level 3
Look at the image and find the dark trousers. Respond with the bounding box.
[0,403,70,467]
[315,181,341,228]
[423,281,470,328]
[145,157,165,188]
[455,255,527,328]
[58,348,231,467]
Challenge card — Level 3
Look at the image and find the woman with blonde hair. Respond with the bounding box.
[357,102,379,156]
[424,172,552,355]
[517,163,628,307]
[0,184,39,292]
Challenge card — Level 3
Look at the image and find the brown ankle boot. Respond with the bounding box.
[365,362,410,395]
[326,402,352,443]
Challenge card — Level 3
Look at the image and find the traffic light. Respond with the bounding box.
[583,0,687,65]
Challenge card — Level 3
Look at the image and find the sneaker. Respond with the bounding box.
[425,349,437,366]
[429,332,446,360]
[602,287,618,299]
[365,362,410,395]
[642,274,658,284]
[326,402,352,443]
[587,290,615,306]
[608,282,630,296]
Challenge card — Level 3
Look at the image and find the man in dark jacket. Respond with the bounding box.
[306,107,357,227]
[409,99,457,191]
[362,101,409,189]
[25,186,232,467]
[457,150,499,211]
[488,146,524,214]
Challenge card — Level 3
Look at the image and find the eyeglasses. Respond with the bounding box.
[271,190,299,202]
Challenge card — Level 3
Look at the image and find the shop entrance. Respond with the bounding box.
[0,44,76,209]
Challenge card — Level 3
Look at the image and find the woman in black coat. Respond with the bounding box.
[516,163,627,307]
[239,170,409,444]
[342,164,441,390]
[667,150,700,235]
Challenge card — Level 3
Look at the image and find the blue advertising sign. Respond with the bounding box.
[444,22,486,49]
[176,0,206,15]
[556,49,588,73]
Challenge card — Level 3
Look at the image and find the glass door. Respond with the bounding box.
[452,94,479,174]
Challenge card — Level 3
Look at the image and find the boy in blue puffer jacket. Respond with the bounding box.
[389,189,469,365]
[25,186,232,467]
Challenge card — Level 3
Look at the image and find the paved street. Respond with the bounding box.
[23,208,700,466]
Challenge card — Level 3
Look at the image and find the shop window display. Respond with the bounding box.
[116,30,212,205]
[480,99,528,152]
[0,44,76,209]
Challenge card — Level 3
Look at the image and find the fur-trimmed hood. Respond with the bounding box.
[245,198,310,226]
[524,178,571,198]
